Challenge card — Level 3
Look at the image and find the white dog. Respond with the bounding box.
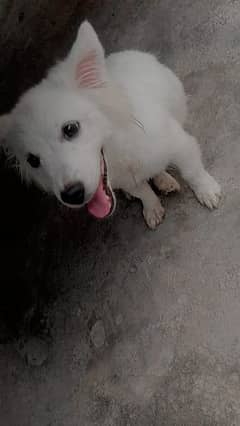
[0,21,221,229]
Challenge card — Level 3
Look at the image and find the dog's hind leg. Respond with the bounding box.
[153,171,181,194]
[127,181,165,229]
[170,122,221,209]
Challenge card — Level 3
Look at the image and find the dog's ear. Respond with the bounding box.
[67,21,107,89]
[0,114,11,145]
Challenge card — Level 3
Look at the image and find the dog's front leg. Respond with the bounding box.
[127,181,165,229]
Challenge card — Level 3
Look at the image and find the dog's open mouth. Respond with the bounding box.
[87,149,115,219]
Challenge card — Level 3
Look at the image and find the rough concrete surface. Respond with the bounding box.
[1,0,240,425]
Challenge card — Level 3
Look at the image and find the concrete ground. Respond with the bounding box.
[1,0,240,424]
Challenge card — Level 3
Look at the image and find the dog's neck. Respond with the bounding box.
[87,83,142,132]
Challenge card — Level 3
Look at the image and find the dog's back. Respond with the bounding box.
[106,50,187,127]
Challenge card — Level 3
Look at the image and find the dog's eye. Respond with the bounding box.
[27,153,40,169]
[62,121,80,140]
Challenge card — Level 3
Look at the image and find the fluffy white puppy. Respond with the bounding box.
[0,21,221,228]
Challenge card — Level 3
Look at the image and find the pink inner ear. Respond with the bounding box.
[76,50,104,88]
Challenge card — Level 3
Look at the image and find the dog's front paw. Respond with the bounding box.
[143,201,165,229]
[193,173,221,209]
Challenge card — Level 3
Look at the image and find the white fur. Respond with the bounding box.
[0,21,221,228]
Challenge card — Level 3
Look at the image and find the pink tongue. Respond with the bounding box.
[87,177,112,218]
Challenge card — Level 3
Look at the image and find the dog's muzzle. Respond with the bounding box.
[59,150,115,217]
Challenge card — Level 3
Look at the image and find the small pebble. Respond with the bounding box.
[90,320,106,349]
[116,314,123,325]
[16,337,49,366]
[76,308,82,317]
[129,265,137,273]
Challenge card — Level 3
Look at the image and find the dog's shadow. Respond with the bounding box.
[0,161,145,344]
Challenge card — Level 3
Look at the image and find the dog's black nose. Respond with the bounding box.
[61,182,85,206]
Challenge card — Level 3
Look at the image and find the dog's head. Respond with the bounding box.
[0,22,117,219]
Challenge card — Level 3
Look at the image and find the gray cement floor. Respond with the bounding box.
[1,0,240,425]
